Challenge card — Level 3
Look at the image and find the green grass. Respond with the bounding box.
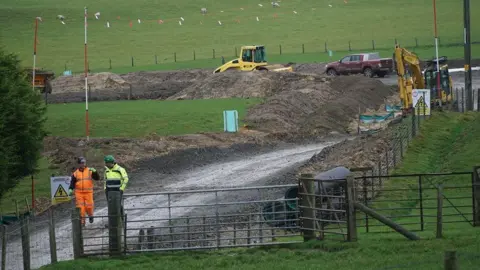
[1,0,479,74]
[45,98,263,138]
[40,112,480,269]
[0,157,59,215]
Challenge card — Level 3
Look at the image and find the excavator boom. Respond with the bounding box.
[394,45,452,115]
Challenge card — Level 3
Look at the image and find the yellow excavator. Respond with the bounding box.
[393,45,452,115]
[213,45,293,73]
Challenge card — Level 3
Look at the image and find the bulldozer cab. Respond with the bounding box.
[240,45,267,64]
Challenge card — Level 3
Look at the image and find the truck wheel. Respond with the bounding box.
[326,69,337,76]
[363,68,373,78]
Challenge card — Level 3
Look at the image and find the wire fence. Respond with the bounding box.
[0,210,76,270]
[59,35,480,74]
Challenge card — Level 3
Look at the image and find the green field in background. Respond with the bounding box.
[45,98,262,138]
[1,0,478,74]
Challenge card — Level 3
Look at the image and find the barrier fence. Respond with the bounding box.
[59,35,480,73]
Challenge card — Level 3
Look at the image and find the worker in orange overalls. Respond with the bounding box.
[68,157,100,226]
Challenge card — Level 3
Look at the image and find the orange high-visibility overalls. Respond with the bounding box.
[72,168,95,225]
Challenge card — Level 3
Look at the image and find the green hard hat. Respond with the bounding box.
[104,155,115,163]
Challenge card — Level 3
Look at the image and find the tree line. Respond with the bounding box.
[0,46,47,198]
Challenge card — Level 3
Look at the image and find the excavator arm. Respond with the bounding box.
[393,45,425,114]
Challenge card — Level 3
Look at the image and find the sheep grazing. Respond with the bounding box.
[57,15,65,20]
[95,12,101,20]
[271,2,280,7]
[201,8,207,14]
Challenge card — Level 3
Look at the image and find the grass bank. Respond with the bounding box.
[40,112,480,269]
[46,98,262,138]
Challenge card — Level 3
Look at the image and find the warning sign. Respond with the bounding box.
[50,176,72,205]
[412,89,431,116]
[54,185,68,198]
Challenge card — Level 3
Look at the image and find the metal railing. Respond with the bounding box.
[121,184,303,253]
[353,172,474,233]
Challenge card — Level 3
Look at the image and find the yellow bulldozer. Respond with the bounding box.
[213,45,293,73]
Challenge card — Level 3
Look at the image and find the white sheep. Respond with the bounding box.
[271,2,280,7]
[57,15,65,20]
[95,12,101,20]
[201,8,207,14]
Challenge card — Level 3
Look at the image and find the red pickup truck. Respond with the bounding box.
[325,52,393,78]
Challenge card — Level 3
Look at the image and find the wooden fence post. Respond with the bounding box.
[346,174,357,242]
[300,174,315,241]
[20,215,31,270]
[444,250,458,270]
[48,208,57,263]
[436,184,443,239]
[71,207,83,259]
[107,190,123,255]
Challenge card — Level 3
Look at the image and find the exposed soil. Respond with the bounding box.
[244,75,397,135]
[168,71,332,100]
[46,58,480,104]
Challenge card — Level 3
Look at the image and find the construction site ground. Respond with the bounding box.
[15,58,479,227]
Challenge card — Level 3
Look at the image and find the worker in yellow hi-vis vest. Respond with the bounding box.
[103,155,129,227]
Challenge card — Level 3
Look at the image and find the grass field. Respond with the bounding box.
[46,98,263,138]
[1,0,479,74]
[39,112,480,269]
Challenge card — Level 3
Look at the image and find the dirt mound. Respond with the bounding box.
[51,72,129,93]
[120,69,212,96]
[292,63,327,74]
[168,71,331,100]
[48,69,212,103]
[244,75,397,135]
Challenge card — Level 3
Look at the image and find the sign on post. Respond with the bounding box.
[50,176,72,205]
[412,89,431,116]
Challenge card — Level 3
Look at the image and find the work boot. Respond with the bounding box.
[89,217,94,223]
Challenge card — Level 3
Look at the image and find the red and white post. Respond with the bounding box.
[32,18,39,91]
[433,0,442,105]
[84,7,90,140]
